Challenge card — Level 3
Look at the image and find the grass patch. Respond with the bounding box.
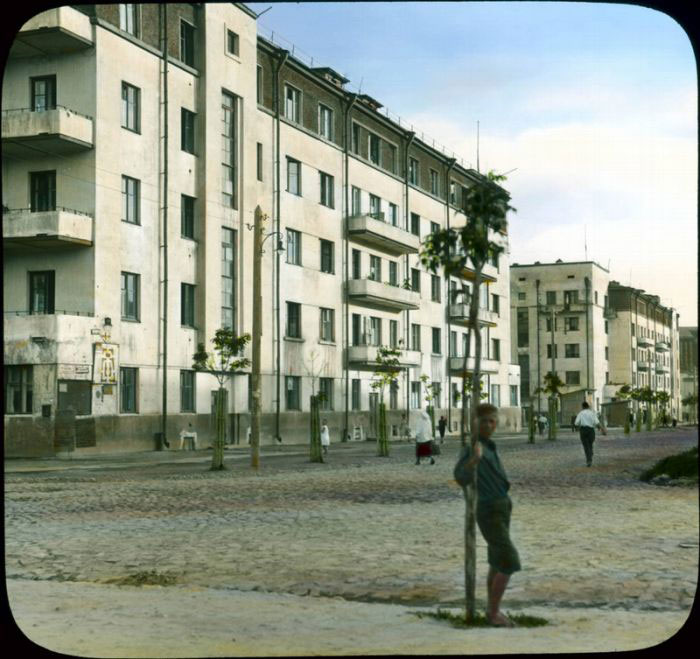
[639,446,698,482]
[411,608,548,628]
[105,570,178,587]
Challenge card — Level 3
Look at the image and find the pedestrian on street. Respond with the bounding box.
[537,413,547,436]
[570,415,576,432]
[574,401,606,467]
[453,403,521,627]
[438,415,447,443]
[415,409,435,465]
[320,419,330,455]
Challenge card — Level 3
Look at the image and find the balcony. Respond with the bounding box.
[656,363,670,374]
[2,107,94,157]
[636,360,651,371]
[637,336,654,348]
[655,341,670,352]
[347,278,420,312]
[448,303,498,327]
[449,356,499,374]
[458,260,498,283]
[347,213,420,256]
[10,7,93,58]
[4,311,97,365]
[603,306,617,319]
[3,208,93,250]
[347,344,421,369]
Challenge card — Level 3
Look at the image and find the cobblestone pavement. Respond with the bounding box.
[5,427,698,655]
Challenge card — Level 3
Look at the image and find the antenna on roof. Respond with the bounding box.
[256,6,273,18]
[476,120,480,173]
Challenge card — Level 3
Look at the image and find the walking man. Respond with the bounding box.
[574,401,606,467]
[453,403,521,627]
[438,415,447,443]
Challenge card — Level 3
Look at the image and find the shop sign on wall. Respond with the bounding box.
[93,343,118,384]
[57,364,92,381]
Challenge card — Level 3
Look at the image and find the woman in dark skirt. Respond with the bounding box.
[415,410,435,465]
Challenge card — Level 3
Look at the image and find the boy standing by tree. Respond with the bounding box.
[453,403,521,627]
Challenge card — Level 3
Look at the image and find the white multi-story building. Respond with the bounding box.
[679,327,697,422]
[3,4,519,456]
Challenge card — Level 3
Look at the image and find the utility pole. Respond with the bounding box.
[549,306,556,439]
[251,205,264,470]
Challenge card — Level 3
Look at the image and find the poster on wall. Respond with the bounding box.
[93,343,118,385]
[58,364,92,381]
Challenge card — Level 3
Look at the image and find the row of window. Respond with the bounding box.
[631,323,669,343]
[285,157,334,208]
[516,309,607,348]
[516,289,608,307]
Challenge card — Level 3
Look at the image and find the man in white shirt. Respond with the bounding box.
[574,401,606,467]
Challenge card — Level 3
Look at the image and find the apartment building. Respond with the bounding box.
[510,261,681,425]
[679,327,697,422]
[3,4,519,457]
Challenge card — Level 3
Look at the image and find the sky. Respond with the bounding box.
[247,1,698,326]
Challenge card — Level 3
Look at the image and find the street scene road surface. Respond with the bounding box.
[5,427,698,656]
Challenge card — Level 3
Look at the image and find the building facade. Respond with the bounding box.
[3,3,519,456]
[679,327,697,422]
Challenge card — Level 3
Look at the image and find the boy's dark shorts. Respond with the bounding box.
[476,496,521,575]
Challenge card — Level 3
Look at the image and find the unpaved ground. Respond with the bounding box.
[5,428,698,656]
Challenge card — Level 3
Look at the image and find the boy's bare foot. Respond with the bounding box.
[487,612,514,627]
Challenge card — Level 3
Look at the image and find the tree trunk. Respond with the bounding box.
[377,401,389,457]
[309,395,323,463]
[548,396,557,440]
[210,387,226,470]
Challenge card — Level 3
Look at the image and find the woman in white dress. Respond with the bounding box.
[320,419,330,455]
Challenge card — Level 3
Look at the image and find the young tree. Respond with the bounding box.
[533,371,565,440]
[193,329,251,470]
[419,170,514,622]
[636,386,656,431]
[617,384,633,435]
[370,343,403,457]
[654,390,670,427]
[682,393,698,424]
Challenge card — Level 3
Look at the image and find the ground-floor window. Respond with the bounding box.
[351,379,360,410]
[286,376,301,410]
[120,367,138,413]
[57,380,92,415]
[410,381,421,409]
[4,365,33,414]
[180,370,195,412]
[490,384,500,407]
[319,377,333,410]
[510,385,518,407]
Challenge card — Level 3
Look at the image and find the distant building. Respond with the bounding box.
[679,327,698,422]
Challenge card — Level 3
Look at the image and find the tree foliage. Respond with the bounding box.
[371,342,403,457]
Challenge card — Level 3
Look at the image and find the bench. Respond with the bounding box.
[179,430,198,450]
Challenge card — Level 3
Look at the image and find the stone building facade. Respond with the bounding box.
[3,3,519,456]
[679,327,697,422]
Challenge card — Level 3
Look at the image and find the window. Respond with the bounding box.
[369,133,380,165]
[30,171,56,212]
[286,228,301,265]
[518,292,526,301]
[319,103,333,139]
[410,212,420,236]
[565,343,580,358]
[432,383,442,408]
[450,181,456,205]
[369,317,382,346]
[390,320,399,348]
[181,108,196,153]
[221,92,237,208]
[181,195,195,239]
[319,378,333,410]
[564,316,580,332]
[430,221,440,235]
[432,327,441,354]
[564,290,579,305]
[390,381,399,410]
[181,283,195,327]
[369,255,381,282]
[227,29,239,56]
[546,316,557,333]
[180,19,195,67]
[351,379,361,410]
[121,272,140,321]
[411,268,421,293]
[605,346,609,361]
[286,376,301,410]
[285,84,301,123]
[450,331,458,357]
[408,157,418,185]
[286,302,301,338]
[386,144,397,173]
[490,384,500,407]
[352,249,361,279]
[222,228,236,329]
[491,338,501,361]
[411,381,421,409]
[320,307,335,342]
[287,157,301,195]
[4,365,33,414]
[180,370,195,412]
[461,185,469,212]
[431,275,441,302]
[352,314,361,345]
[56,382,93,420]
[320,239,334,274]
[594,291,598,305]
[491,294,500,315]
[256,142,263,181]
[351,122,360,154]
[517,309,529,347]
[490,250,499,269]
[121,175,140,224]
[430,169,439,195]
[452,382,460,407]
[546,291,556,305]
[256,65,263,104]
[388,202,398,226]
[389,261,398,286]
[351,186,361,215]
[31,75,56,112]
[519,354,530,400]
[121,82,140,132]
[119,4,139,36]
[320,171,334,208]
[566,371,581,385]
[369,194,381,218]
[546,344,558,359]
[411,324,421,351]
[510,385,519,407]
[120,367,138,413]
[605,320,609,335]
[29,271,54,315]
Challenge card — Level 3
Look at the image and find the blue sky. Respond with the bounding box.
[247,2,697,325]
